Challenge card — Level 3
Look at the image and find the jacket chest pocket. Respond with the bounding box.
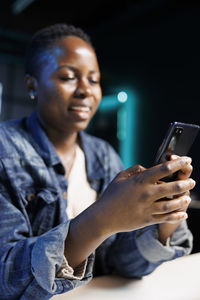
[21,188,60,236]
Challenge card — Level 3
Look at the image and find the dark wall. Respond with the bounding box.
[87,3,200,194]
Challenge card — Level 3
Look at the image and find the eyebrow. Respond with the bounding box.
[57,65,100,74]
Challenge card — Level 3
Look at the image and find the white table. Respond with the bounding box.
[52,253,200,300]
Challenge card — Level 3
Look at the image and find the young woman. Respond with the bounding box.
[0,23,195,299]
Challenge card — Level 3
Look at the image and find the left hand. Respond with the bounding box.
[158,155,193,245]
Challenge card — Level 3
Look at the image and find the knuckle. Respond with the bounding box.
[134,164,143,171]
[162,202,170,212]
[174,181,183,193]
[141,189,152,200]
[161,162,173,174]
[183,195,191,205]
[134,164,145,176]
[156,184,165,196]
[124,164,146,181]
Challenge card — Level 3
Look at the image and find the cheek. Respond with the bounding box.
[37,83,56,101]
[39,84,70,105]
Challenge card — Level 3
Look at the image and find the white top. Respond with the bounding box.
[66,144,97,219]
[57,144,97,280]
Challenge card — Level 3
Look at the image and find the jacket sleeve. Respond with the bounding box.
[95,222,193,278]
[0,161,94,300]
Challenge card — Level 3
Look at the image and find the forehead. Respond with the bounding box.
[36,36,99,78]
[41,36,99,71]
[55,36,94,56]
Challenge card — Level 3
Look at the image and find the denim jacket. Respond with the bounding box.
[0,111,193,300]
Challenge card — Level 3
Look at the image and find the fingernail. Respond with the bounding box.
[189,178,196,186]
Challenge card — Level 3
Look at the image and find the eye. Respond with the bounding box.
[60,76,76,81]
[89,78,100,84]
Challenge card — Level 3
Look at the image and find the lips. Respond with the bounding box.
[68,105,91,120]
[69,106,90,112]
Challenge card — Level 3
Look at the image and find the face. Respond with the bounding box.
[30,36,102,134]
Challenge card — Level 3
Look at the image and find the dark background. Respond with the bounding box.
[0,0,200,251]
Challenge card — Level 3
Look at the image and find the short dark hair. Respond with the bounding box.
[25,23,93,78]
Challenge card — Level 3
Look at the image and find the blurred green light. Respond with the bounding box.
[117,91,128,103]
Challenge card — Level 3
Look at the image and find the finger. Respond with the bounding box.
[177,164,193,180]
[181,190,190,196]
[143,156,192,184]
[151,178,196,199]
[156,184,191,198]
[170,155,193,178]
[152,195,191,215]
[170,154,192,163]
[152,211,188,224]
[170,155,193,180]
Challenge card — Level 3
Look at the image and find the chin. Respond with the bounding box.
[73,121,90,132]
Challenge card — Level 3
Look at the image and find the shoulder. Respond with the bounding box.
[0,117,29,156]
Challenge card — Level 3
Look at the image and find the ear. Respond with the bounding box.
[24,74,38,100]
[24,74,38,98]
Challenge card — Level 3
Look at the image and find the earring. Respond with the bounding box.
[29,90,36,100]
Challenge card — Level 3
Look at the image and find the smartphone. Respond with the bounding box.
[154,121,200,181]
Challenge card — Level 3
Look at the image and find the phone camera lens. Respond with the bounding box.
[176,128,183,134]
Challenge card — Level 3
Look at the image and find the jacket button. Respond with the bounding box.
[62,192,67,199]
[27,193,35,201]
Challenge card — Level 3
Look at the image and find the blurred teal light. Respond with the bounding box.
[90,89,138,168]
[117,91,128,103]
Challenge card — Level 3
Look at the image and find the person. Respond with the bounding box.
[0,23,195,300]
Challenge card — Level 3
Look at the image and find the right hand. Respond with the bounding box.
[65,156,195,269]
[97,156,195,235]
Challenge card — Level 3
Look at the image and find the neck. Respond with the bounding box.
[49,130,78,155]
[37,114,79,155]
[37,114,80,177]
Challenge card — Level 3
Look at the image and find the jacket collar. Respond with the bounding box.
[26,110,61,167]
[79,131,105,181]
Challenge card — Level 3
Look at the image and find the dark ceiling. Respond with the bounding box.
[1,0,137,34]
[0,0,199,60]
[0,0,142,59]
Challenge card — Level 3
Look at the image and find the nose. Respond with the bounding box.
[74,78,92,98]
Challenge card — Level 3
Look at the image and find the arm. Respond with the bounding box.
[0,163,93,300]
[93,220,192,278]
